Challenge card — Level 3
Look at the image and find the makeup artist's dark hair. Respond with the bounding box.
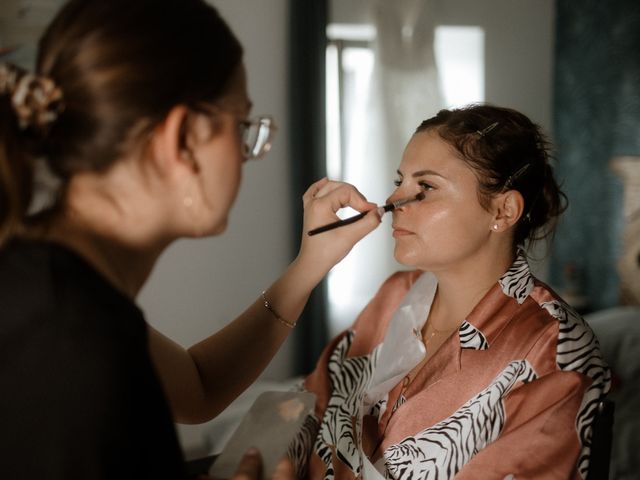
[416,104,567,250]
[0,0,242,245]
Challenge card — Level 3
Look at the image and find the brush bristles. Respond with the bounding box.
[393,192,425,208]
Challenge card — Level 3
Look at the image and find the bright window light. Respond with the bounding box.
[327,23,376,42]
[325,24,484,336]
[434,26,485,107]
[325,43,342,180]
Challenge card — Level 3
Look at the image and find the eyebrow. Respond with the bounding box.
[397,169,448,179]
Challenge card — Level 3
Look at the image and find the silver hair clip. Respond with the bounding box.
[504,163,531,190]
[476,121,499,137]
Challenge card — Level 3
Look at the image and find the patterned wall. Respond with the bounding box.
[551,0,640,310]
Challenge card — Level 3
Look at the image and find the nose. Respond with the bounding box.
[386,188,417,210]
[386,188,403,206]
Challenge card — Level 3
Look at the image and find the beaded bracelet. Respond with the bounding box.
[261,291,296,328]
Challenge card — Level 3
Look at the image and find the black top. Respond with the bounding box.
[0,240,186,479]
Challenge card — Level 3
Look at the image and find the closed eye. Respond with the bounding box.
[394,179,435,191]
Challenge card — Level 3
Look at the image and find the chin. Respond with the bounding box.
[393,247,416,268]
[193,217,228,237]
[210,219,228,236]
[394,245,431,271]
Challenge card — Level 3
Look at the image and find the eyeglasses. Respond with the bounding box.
[240,115,276,160]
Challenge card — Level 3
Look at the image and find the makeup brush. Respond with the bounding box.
[307,192,425,236]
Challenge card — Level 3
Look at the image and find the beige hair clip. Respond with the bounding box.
[0,63,64,130]
[0,63,19,93]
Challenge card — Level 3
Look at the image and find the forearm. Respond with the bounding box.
[185,257,323,421]
[150,179,380,424]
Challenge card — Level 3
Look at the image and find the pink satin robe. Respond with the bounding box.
[292,254,611,480]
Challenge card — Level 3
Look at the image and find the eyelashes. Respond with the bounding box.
[393,179,435,191]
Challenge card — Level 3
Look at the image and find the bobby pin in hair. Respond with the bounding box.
[504,163,531,190]
[476,121,500,138]
[524,188,543,222]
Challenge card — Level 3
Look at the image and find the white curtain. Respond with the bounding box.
[329,0,444,335]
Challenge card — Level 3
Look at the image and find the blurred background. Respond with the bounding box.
[2,1,638,477]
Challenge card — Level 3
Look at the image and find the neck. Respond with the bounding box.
[428,246,515,330]
[44,178,172,299]
[48,217,164,299]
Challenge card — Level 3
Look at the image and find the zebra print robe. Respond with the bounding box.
[292,253,611,479]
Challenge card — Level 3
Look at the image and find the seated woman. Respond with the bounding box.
[292,104,611,479]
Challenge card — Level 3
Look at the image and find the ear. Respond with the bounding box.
[490,190,525,232]
[148,105,200,177]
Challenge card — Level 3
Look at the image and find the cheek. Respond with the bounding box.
[393,202,490,267]
[215,159,242,206]
[412,203,464,239]
[199,142,243,214]
[212,139,243,185]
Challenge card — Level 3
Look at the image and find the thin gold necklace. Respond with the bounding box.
[400,321,459,396]
[423,321,458,347]
[371,321,459,461]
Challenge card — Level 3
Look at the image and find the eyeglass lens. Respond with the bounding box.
[243,117,275,159]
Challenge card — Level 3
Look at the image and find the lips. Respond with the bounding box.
[392,225,414,237]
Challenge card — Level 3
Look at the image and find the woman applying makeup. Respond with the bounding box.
[0,0,381,478]
[294,105,611,479]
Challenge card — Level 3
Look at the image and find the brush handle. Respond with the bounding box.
[307,193,424,236]
[307,211,368,236]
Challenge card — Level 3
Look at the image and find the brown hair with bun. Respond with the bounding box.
[416,104,568,251]
[0,0,242,245]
